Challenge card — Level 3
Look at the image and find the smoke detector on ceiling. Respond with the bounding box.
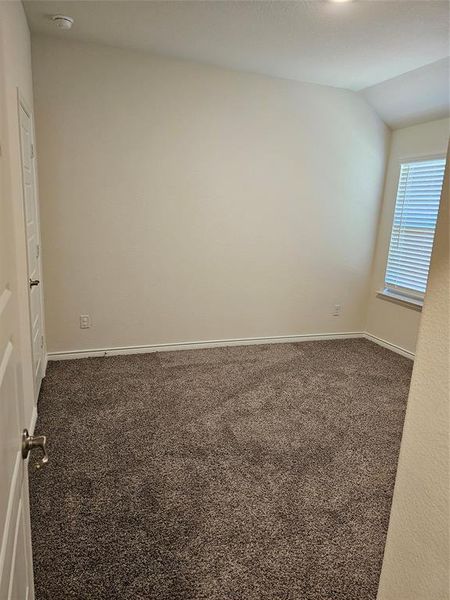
[51,15,74,30]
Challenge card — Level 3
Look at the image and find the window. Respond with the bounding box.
[383,156,446,304]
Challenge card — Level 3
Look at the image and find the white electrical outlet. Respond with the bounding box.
[80,314,91,329]
[332,304,341,317]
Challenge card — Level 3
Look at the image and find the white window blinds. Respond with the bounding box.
[384,157,446,299]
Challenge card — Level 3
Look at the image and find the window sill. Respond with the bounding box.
[377,289,423,312]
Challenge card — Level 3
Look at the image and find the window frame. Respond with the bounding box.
[379,152,446,310]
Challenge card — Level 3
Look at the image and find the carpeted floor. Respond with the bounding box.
[29,339,412,600]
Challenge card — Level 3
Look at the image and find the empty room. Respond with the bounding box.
[0,1,449,599]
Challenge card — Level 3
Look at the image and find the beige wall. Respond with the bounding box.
[366,118,450,355]
[377,147,449,600]
[32,35,389,353]
[0,1,36,424]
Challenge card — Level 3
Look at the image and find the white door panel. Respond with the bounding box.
[0,72,38,595]
[0,229,34,600]
[0,338,19,536]
[8,498,30,600]
[19,100,44,401]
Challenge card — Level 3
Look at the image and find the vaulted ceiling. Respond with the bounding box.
[24,0,450,127]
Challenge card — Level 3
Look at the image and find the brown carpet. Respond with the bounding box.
[29,339,412,600]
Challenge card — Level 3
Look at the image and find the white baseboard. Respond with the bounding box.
[46,331,414,362]
[364,332,414,360]
[47,331,364,361]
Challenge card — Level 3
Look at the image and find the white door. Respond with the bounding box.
[0,105,35,598]
[18,100,44,401]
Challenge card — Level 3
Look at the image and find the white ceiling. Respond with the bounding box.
[360,57,450,129]
[24,0,450,92]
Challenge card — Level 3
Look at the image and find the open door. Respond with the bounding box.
[0,302,36,600]
[18,96,45,402]
[0,71,47,600]
[0,128,33,598]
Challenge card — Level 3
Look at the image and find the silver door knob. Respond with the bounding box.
[29,279,40,288]
[22,429,48,470]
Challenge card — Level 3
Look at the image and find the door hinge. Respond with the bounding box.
[31,143,35,159]
[36,244,40,259]
[41,335,44,349]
